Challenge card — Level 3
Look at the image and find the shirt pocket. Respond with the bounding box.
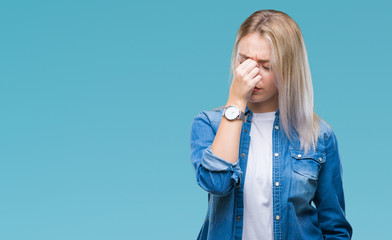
[290,148,326,180]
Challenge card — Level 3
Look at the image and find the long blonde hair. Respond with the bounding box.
[229,9,322,154]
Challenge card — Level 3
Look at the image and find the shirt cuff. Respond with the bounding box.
[201,145,243,183]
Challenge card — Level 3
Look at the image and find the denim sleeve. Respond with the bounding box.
[314,129,353,239]
[190,111,243,197]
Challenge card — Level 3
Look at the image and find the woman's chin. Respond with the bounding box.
[249,95,264,102]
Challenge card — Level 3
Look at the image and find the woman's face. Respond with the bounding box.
[236,33,279,106]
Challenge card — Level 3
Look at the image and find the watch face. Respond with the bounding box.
[226,106,239,120]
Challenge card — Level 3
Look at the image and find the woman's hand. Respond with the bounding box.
[228,58,261,105]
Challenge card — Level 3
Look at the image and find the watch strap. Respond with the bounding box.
[237,110,246,122]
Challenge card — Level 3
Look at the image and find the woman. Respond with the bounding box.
[190,9,353,240]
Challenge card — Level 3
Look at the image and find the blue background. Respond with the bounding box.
[1,0,390,239]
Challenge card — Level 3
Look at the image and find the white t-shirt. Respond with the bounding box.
[242,111,276,240]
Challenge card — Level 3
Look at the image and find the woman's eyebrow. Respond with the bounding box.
[239,53,269,63]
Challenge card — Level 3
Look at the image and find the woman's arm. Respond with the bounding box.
[210,98,247,164]
[190,58,259,197]
[190,99,246,197]
[313,129,353,239]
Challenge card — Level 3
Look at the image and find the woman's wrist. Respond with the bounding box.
[226,97,247,113]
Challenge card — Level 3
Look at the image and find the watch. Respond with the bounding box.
[223,105,246,122]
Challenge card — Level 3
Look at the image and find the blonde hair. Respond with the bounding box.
[229,9,322,154]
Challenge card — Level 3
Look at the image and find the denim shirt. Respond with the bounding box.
[190,105,353,240]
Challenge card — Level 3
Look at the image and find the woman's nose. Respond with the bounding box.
[257,65,263,74]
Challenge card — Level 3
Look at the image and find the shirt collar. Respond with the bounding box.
[245,106,280,116]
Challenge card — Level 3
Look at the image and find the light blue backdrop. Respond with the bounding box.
[0,0,390,239]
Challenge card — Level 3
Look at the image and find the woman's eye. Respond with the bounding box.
[263,66,270,70]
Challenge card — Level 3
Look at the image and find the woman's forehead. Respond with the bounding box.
[238,33,271,59]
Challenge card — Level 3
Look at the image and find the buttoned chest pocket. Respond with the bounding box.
[291,148,326,180]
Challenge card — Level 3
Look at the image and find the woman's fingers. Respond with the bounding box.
[247,67,260,79]
[230,57,262,102]
[237,58,257,73]
[251,74,262,85]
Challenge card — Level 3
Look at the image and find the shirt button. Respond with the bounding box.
[275,215,280,220]
[274,153,279,157]
[237,185,241,189]
[237,216,241,221]
[297,154,302,158]
[319,157,322,162]
[275,125,279,130]
[241,153,246,157]
[275,181,280,187]
[244,129,248,133]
